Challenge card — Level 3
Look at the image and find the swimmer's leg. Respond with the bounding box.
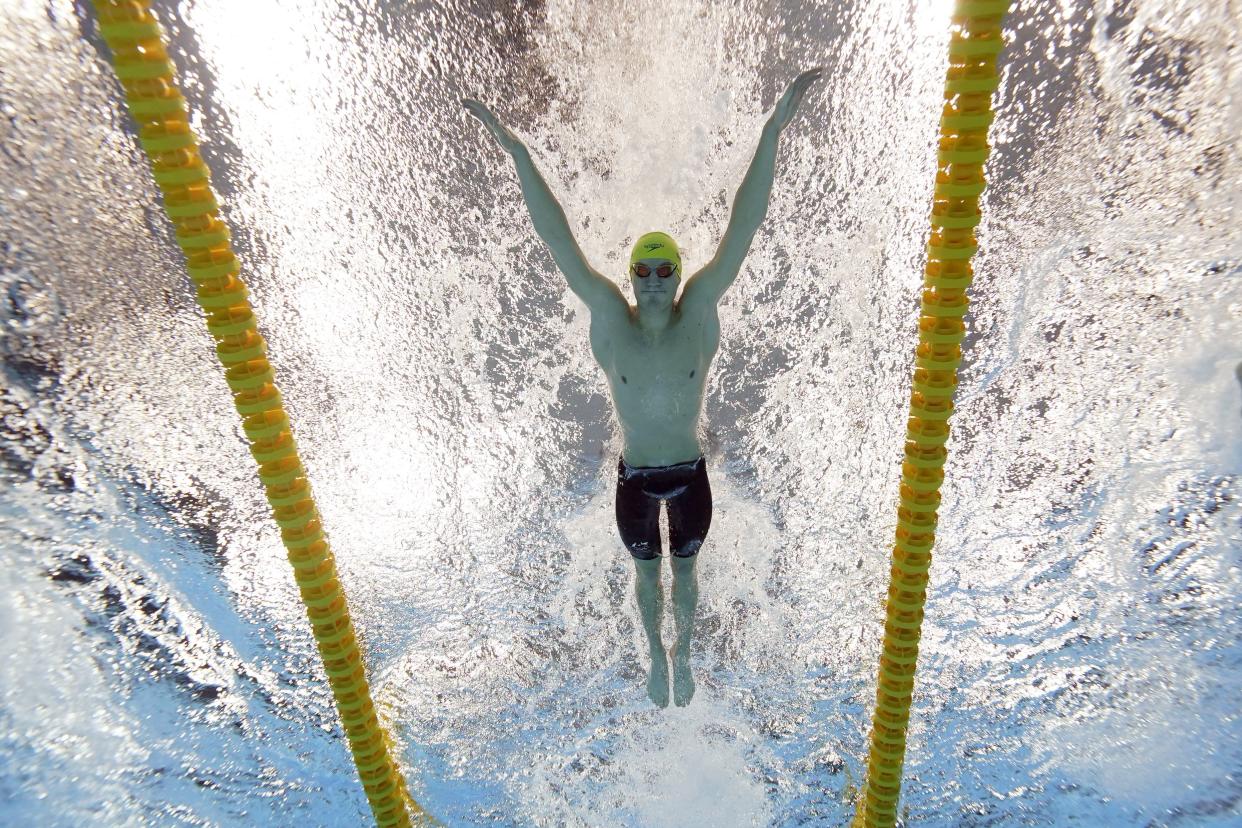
[617,461,668,707]
[667,460,711,707]
[634,556,669,708]
[669,554,699,707]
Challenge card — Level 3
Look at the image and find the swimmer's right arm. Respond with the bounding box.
[462,99,627,316]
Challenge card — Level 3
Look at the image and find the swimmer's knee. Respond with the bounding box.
[625,539,660,560]
[671,538,703,558]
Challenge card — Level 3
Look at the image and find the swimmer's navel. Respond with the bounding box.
[621,376,627,383]
[689,370,695,377]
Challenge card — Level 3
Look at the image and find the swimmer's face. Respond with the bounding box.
[630,258,681,308]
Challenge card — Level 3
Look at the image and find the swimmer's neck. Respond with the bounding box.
[631,300,677,336]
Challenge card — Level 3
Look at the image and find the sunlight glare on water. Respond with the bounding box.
[0,0,1239,825]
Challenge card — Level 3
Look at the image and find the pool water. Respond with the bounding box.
[1,0,1239,824]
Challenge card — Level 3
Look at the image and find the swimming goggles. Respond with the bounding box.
[631,263,679,278]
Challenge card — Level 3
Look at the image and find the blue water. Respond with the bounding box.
[1,0,1240,825]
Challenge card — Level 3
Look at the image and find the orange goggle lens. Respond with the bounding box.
[632,263,677,278]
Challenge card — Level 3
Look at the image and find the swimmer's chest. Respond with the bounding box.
[589,305,720,392]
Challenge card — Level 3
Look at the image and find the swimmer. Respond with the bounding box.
[464,68,822,707]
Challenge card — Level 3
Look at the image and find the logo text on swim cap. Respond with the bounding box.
[644,242,664,251]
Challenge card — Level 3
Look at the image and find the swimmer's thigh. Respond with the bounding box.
[668,462,712,557]
[616,464,661,559]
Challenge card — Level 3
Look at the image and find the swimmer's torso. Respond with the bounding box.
[589,301,721,467]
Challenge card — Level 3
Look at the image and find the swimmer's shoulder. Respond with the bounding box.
[586,289,633,342]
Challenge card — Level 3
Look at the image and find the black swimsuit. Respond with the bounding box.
[615,455,713,559]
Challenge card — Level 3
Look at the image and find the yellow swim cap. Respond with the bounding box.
[630,231,681,272]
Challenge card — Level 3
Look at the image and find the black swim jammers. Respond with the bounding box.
[615,455,712,560]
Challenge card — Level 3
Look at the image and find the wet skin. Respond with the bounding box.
[588,257,720,468]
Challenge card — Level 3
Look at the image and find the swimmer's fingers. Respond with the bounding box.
[462,98,504,138]
[771,67,824,131]
[795,66,825,88]
[462,98,525,153]
[792,67,824,106]
[776,68,822,122]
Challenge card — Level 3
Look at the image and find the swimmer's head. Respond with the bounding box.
[630,231,681,274]
[629,231,682,308]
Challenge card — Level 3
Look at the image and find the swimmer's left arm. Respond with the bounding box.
[682,68,823,311]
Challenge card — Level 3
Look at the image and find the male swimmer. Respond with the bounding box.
[463,68,822,707]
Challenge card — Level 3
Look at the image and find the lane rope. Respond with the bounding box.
[852,2,1012,825]
[88,2,429,825]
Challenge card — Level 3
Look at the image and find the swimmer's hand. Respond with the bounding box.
[768,67,824,133]
[462,98,527,155]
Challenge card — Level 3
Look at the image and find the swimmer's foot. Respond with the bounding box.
[672,646,695,707]
[647,647,670,708]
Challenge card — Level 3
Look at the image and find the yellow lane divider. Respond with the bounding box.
[88,2,428,824]
[853,2,1012,826]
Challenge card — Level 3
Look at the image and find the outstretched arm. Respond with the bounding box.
[681,68,823,310]
[462,99,626,316]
